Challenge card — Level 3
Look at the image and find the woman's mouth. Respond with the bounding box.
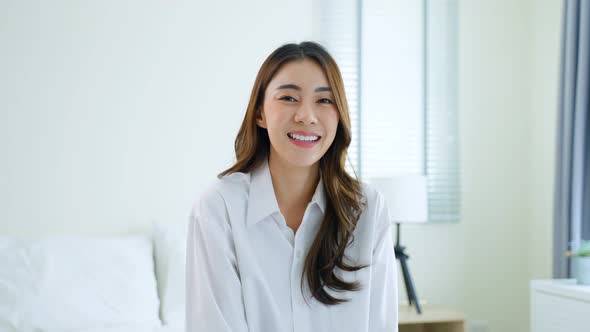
[287,132,321,148]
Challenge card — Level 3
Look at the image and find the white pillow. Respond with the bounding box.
[0,237,34,332]
[0,235,161,331]
[152,221,189,326]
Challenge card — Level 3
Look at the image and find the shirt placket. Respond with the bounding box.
[272,212,295,248]
[291,204,316,332]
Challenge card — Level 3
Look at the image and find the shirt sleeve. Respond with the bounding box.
[185,189,249,332]
[368,193,399,332]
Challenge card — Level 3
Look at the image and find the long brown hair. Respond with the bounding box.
[219,41,367,305]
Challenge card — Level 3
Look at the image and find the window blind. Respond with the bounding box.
[425,0,460,222]
[319,0,460,223]
[319,0,361,177]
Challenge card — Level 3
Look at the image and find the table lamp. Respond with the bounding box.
[370,175,428,314]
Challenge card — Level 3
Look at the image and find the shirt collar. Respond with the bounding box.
[246,159,327,227]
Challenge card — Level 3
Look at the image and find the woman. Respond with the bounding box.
[186,41,398,332]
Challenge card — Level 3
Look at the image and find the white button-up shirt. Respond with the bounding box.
[186,160,398,332]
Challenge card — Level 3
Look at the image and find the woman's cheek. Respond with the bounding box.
[326,111,339,135]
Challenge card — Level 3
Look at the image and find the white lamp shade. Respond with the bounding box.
[369,175,428,223]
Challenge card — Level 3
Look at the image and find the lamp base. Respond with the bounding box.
[395,223,422,314]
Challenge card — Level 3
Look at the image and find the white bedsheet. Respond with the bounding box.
[71,323,183,332]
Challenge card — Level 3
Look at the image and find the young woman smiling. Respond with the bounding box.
[186,42,398,332]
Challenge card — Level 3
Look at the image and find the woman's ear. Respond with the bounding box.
[256,108,267,129]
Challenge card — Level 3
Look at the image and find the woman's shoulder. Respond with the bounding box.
[189,171,250,220]
[358,181,390,229]
[359,181,384,208]
[214,171,251,197]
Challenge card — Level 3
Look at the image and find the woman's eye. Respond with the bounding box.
[318,98,333,104]
[279,96,297,102]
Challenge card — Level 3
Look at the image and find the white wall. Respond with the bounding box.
[528,0,561,281]
[399,1,562,332]
[0,0,320,236]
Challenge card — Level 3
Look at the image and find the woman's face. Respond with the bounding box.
[257,59,339,169]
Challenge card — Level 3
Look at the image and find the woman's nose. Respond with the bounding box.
[293,103,317,124]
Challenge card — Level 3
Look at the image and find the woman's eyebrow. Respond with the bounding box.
[276,84,301,91]
[276,84,331,93]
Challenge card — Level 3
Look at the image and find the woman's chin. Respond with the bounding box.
[271,150,322,169]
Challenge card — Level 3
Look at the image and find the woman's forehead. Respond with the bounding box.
[269,59,330,90]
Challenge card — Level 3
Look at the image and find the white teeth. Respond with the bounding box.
[288,133,320,142]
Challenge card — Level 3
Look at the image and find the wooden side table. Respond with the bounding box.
[398,304,466,332]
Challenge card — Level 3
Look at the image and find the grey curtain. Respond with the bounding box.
[554,0,590,278]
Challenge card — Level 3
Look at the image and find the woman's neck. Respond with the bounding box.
[267,152,320,213]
